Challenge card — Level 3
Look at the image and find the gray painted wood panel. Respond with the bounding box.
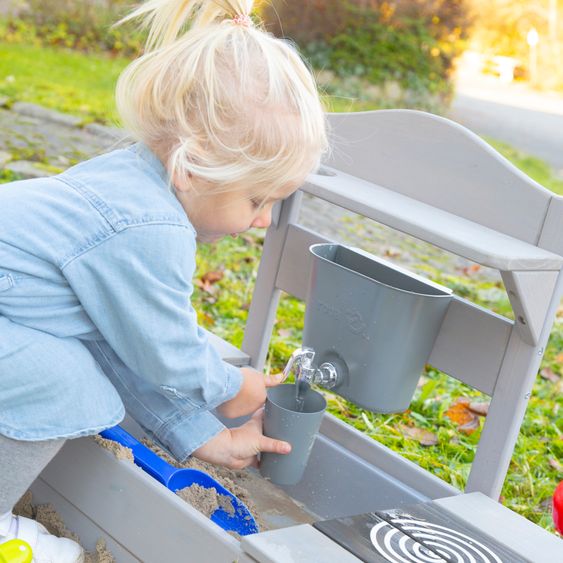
[39,438,241,562]
[435,493,563,560]
[302,169,562,271]
[325,110,553,245]
[538,195,563,257]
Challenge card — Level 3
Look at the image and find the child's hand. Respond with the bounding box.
[192,409,291,469]
[217,366,284,419]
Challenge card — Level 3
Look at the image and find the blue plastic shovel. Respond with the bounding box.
[99,425,259,535]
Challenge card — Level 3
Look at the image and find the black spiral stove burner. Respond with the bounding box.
[314,501,529,562]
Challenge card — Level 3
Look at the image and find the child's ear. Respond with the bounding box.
[172,170,193,193]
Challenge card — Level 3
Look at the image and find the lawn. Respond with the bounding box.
[1,40,562,533]
[0,42,127,124]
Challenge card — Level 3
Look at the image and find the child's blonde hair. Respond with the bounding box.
[115,0,329,199]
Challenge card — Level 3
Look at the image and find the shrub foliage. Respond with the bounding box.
[0,0,143,56]
[262,1,472,101]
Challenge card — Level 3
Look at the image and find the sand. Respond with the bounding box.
[143,439,267,530]
[93,433,315,532]
[92,435,134,462]
[92,432,265,529]
[8,431,313,561]
[13,491,115,563]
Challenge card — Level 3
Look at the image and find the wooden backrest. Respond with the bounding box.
[326,110,554,246]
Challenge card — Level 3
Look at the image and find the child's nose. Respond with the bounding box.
[252,207,272,229]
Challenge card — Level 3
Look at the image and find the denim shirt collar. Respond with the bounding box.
[128,142,170,186]
[127,142,194,231]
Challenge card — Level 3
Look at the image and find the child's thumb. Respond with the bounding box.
[264,372,286,387]
[259,436,291,455]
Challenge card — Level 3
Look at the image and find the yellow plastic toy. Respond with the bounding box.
[0,540,33,563]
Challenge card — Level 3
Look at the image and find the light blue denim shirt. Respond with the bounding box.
[0,143,242,460]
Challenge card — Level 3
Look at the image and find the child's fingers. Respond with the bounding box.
[264,372,286,387]
[258,435,291,455]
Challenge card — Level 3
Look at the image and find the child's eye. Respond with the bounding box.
[251,198,262,209]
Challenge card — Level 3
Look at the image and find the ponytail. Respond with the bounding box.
[116,0,255,51]
[115,0,329,195]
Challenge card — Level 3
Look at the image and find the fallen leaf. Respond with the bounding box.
[458,417,480,433]
[445,398,472,423]
[468,401,490,416]
[384,247,401,258]
[195,270,224,293]
[445,398,480,434]
[540,368,561,383]
[201,270,223,284]
[197,311,215,327]
[399,424,438,446]
[556,352,563,364]
[461,264,481,276]
[549,458,563,473]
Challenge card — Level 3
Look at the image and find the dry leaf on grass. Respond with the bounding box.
[549,458,563,473]
[460,264,482,276]
[540,368,561,383]
[399,424,438,446]
[468,401,490,416]
[384,247,401,258]
[195,270,224,293]
[445,398,482,434]
[458,416,480,433]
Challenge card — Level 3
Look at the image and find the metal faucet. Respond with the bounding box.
[282,347,340,389]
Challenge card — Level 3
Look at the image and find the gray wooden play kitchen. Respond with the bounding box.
[31,110,563,561]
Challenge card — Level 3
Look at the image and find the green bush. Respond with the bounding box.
[326,16,448,94]
[0,0,144,56]
[262,1,470,107]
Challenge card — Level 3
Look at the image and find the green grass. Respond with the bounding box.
[1,39,562,533]
[486,138,563,196]
[0,42,128,124]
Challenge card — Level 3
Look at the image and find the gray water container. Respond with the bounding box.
[303,244,453,412]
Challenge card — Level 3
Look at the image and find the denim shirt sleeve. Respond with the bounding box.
[61,222,243,418]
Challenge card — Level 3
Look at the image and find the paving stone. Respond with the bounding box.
[0,107,122,165]
[84,122,128,142]
[12,102,83,128]
[5,160,54,179]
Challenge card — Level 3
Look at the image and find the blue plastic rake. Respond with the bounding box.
[99,425,259,536]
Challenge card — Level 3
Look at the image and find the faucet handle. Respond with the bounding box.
[281,347,316,382]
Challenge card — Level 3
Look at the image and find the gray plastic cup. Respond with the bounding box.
[260,384,326,486]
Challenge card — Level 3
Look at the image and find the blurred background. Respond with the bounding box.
[1,0,561,172]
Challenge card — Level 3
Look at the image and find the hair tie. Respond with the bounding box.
[231,14,253,27]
